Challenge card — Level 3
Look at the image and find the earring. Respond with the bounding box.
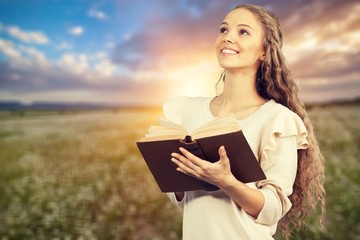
[256,69,263,93]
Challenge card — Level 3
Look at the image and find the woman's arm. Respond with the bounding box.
[220,173,264,218]
[171,146,264,218]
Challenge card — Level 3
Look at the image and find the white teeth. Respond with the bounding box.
[222,48,238,54]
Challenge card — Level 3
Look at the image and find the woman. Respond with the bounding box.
[165,4,325,240]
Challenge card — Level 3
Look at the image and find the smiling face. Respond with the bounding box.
[215,8,265,73]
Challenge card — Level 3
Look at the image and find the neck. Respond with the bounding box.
[219,69,264,108]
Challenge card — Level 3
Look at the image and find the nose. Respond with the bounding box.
[224,34,234,44]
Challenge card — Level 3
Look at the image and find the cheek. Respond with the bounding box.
[214,36,222,50]
[246,42,264,58]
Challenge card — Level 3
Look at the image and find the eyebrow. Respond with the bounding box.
[220,22,253,29]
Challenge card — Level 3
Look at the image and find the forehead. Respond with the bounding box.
[223,8,262,30]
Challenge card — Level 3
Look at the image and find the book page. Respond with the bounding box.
[141,118,186,141]
[191,115,240,139]
[140,115,241,142]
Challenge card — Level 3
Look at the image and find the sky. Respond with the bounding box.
[0,0,359,106]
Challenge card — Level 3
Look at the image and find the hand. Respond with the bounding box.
[171,146,234,188]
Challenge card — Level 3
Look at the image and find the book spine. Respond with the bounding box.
[179,136,219,191]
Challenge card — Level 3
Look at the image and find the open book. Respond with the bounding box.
[136,115,266,192]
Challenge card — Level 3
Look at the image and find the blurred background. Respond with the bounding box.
[0,0,359,239]
[0,0,359,106]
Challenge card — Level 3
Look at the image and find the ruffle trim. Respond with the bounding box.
[264,107,308,151]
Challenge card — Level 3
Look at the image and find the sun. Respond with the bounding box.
[166,61,221,98]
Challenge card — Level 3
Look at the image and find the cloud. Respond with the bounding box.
[55,51,124,81]
[2,1,231,104]
[270,0,360,102]
[58,53,89,76]
[0,38,22,60]
[88,9,107,20]
[112,0,229,70]
[19,45,49,69]
[0,54,123,91]
[0,36,175,105]
[94,59,118,78]
[0,37,130,94]
[6,25,49,44]
[110,0,360,102]
[55,41,73,50]
[68,26,84,36]
[0,38,50,70]
[0,0,359,104]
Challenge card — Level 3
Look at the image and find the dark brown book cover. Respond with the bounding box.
[136,130,266,192]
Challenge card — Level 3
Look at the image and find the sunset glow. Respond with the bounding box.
[0,0,359,105]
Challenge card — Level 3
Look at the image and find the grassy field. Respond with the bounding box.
[0,104,359,240]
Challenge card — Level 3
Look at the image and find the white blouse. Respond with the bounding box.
[163,96,308,240]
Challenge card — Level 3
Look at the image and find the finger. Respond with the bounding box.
[219,146,226,158]
[178,147,206,168]
[171,152,202,173]
[171,157,199,178]
[218,146,229,163]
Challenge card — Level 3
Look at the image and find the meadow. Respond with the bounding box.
[0,103,359,240]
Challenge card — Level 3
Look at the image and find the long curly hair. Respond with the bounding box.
[224,4,326,239]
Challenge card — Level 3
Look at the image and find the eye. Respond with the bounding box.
[239,29,249,36]
[220,27,228,33]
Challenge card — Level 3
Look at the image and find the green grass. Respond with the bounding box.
[0,105,359,239]
[0,109,181,240]
[292,105,360,240]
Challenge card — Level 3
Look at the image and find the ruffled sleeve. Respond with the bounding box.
[254,107,308,225]
[264,108,308,149]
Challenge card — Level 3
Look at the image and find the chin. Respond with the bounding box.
[217,59,240,69]
[218,63,241,69]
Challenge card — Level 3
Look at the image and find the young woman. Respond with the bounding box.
[165,4,325,240]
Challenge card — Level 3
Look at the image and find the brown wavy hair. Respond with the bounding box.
[224,4,326,239]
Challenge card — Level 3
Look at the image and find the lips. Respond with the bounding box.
[221,48,239,55]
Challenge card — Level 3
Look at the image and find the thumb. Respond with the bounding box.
[218,146,228,162]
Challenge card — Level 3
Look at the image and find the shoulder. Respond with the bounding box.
[263,100,302,122]
[162,96,211,124]
[262,100,308,147]
[163,96,190,111]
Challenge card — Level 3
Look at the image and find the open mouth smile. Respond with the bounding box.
[221,48,239,55]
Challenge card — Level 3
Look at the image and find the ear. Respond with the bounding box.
[259,51,266,61]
